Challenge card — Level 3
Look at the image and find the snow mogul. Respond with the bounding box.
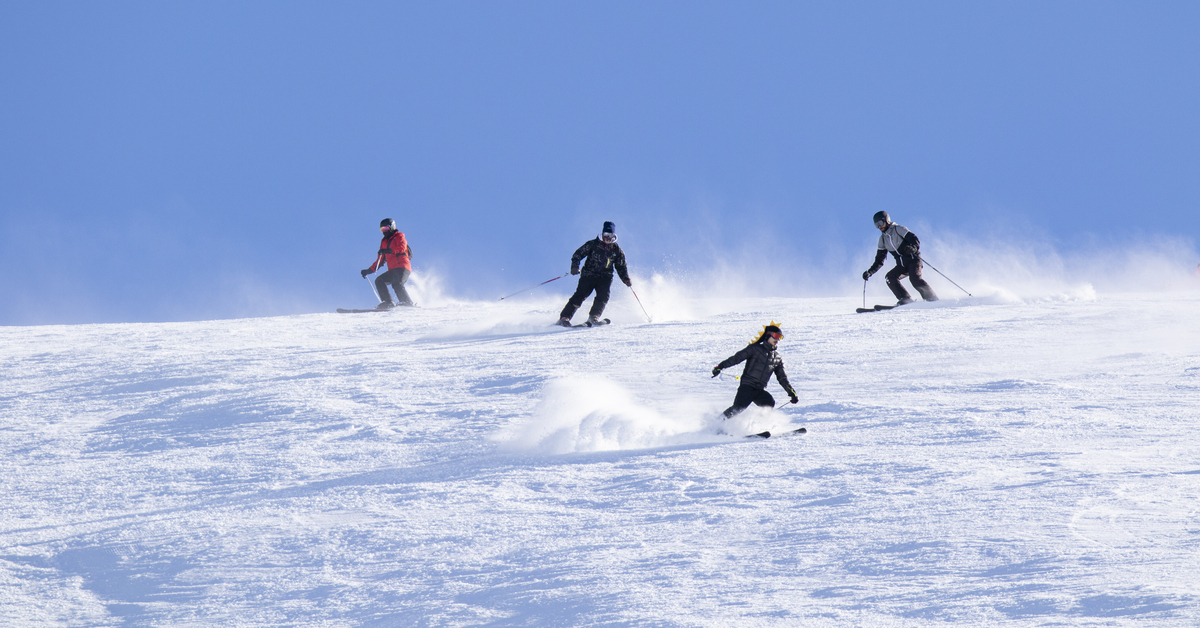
[361,218,414,309]
[711,323,799,418]
[862,211,938,305]
[556,221,631,327]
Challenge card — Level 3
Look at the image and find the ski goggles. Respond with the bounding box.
[601,232,617,243]
[875,220,887,229]
[766,331,782,340]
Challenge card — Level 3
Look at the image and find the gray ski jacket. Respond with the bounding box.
[869,223,920,273]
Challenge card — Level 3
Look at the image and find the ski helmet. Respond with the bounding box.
[380,218,396,232]
[873,211,890,228]
[751,321,783,344]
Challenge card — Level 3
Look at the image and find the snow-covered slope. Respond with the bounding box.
[2,291,1199,626]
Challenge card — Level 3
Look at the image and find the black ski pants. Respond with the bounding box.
[885,255,938,302]
[560,273,612,320]
[375,268,413,306]
[722,384,776,418]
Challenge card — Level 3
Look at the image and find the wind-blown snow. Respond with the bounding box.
[2,290,1199,626]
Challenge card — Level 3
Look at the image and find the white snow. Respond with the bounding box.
[2,287,1199,626]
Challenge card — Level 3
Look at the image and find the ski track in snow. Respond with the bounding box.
[1,293,1199,626]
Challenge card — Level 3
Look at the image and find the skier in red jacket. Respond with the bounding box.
[361,218,414,309]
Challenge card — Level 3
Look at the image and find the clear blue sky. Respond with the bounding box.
[2,1,1198,324]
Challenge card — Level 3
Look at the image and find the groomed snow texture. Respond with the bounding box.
[2,292,1199,626]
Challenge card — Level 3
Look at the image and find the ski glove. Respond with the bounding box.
[360,269,372,278]
[623,278,632,287]
[377,249,390,256]
[898,244,918,257]
[862,269,875,281]
[571,268,581,275]
[711,367,722,378]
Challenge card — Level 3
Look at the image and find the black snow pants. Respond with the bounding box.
[885,254,938,302]
[560,273,613,320]
[722,384,776,419]
[375,268,413,306]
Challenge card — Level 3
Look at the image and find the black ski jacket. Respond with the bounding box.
[571,239,630,281]
[717,342,796,395]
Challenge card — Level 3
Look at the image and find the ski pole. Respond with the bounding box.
[628,285,652,322]
[365,254,383,303]
[862,279,867,310]
[919,255,972,297]
[499,273,570,300]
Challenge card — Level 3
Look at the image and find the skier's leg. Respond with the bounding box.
[559,276,597,320]
[374,272,395,304]
[885,265,911,301]
[386,268,414,305]
[587,275,614,318]
[907,258,938,301]
[751,389,776,409]
[722,385,758,418]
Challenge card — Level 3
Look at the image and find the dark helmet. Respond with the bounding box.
[380,218,396,232]
[752,322,783,345]
[873,211,890,228]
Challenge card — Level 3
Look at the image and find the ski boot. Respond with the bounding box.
[375,301,396,310]
[556,317,572,327]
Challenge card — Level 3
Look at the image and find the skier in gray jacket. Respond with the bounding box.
[711,324,798,418]
[862,211,938,305]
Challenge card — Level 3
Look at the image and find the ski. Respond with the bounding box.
[855,304,903,313]
[746,430,772,439]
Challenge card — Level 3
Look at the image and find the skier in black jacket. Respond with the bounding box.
[712,323,798,418]
[557,221,631,326]
[862,211,938,305]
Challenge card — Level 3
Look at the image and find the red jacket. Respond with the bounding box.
[368,231,412,272]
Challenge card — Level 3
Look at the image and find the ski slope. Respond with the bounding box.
[2,288,1199,626]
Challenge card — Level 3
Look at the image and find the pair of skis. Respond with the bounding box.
[745,427,807,439]
[567,318,610,328]
[855,303,900,313]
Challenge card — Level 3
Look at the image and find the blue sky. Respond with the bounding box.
[2,1,1198,324]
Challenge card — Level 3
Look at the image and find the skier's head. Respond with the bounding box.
[873,211,891,231]
[753,323,783,347]
[380,218,396,234]
[601,221,617,243]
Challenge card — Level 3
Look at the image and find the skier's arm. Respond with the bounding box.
[898,232,919,257]
[775,364,798,403]
[864,249,887,278]
[367,244,384,273]
[570,241,591,274]
[715,347,751,372]
[615,246,630,284]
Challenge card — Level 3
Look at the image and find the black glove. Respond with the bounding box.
[899,244,917,257]
[623,278,632,287]
[377,248,390,256]
[571,268,580,275]
[862,269,875,281]
[789,393,799,404]
[361,269,371,278]
[712,367,722,378]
